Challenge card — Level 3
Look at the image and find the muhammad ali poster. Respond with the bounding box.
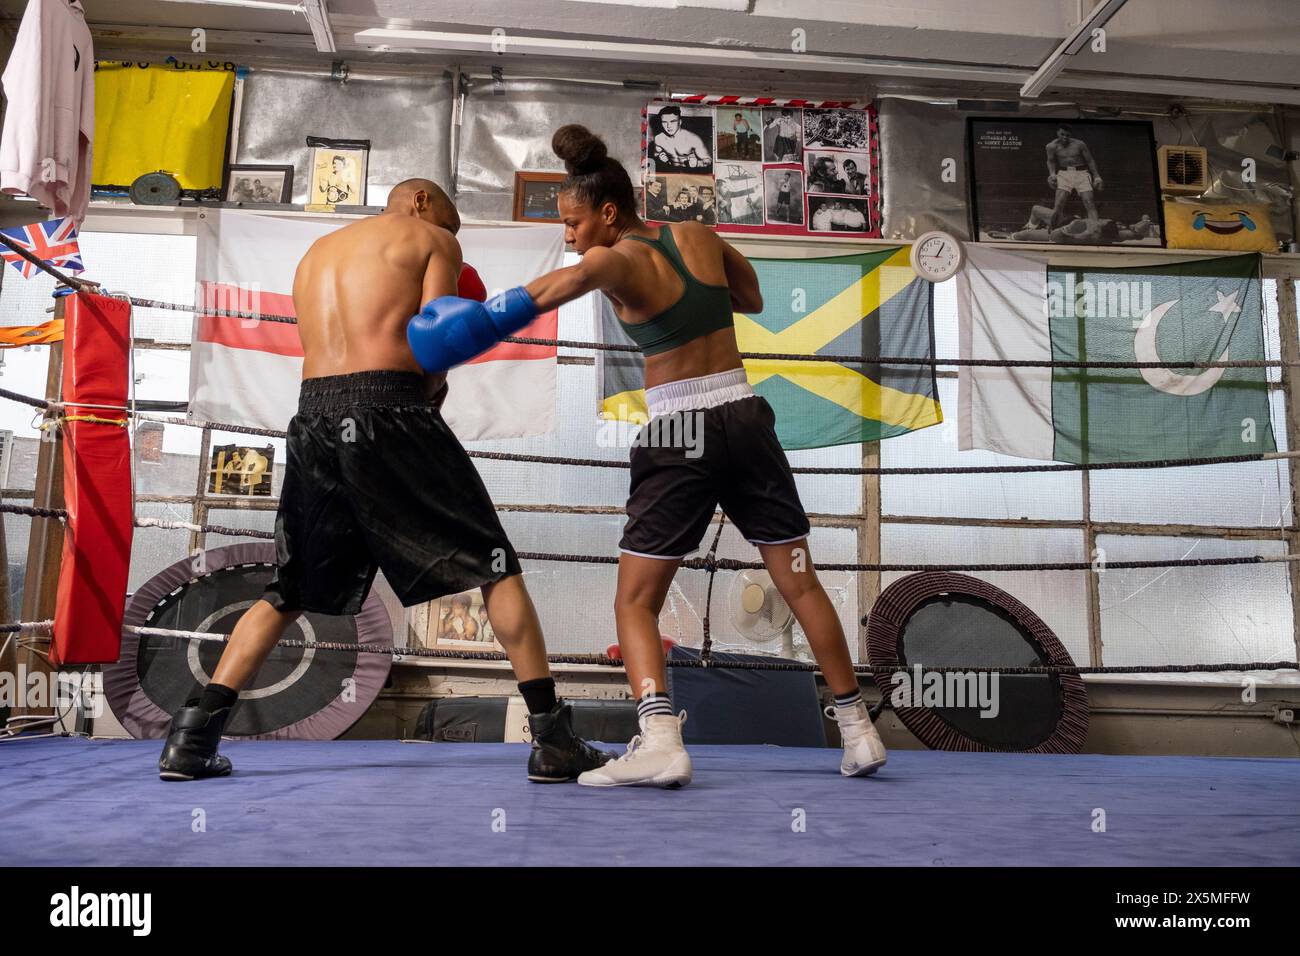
[967,117,1164,247]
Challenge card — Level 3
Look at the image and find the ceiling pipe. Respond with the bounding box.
[300,0,337,54]
[1021,0,1129,98]
[152,0,303,10]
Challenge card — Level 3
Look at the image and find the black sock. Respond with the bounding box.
[637,692,674,722]
[197,683,238,714]
[834,688,863,708]
[518,677,558,715]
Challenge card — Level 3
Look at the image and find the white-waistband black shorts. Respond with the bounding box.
[618,395,812,560]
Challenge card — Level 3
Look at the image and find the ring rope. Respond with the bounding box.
[522,550,1300,574]
[0,386,48,411]
[504,335,1296,370]
[133,516,275,539]
[0,503,68,520]
[87,407,1300,478]
[7,619,1293,676]
[0,505,1292,573]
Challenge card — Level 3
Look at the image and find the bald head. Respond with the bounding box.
[386,178,460,233]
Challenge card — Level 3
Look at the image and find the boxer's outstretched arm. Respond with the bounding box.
[524,246,632,312]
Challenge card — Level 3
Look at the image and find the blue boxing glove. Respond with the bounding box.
[407,286,539,373]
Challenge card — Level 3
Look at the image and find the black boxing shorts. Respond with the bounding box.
[261,370,522,615]
[618,370,812,560]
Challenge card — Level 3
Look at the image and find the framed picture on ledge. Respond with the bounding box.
[423,589,502,652]
[513,171,566,223]
[967,117,1164,246]
[307,137,370,207]
[225,164,294,204]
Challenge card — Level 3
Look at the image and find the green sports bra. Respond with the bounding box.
[617,227,735,356]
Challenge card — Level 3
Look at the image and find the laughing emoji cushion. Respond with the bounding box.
[1164,200,1277,252]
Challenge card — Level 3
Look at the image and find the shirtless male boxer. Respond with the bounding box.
[652,105,712,170]
[158,178,614,783]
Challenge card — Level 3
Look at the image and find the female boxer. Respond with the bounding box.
[409,127,887,788]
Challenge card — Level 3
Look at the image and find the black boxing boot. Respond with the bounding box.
[158,701,233,781]
[526,701,617,783]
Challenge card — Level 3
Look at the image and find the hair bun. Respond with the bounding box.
[552,124,608,175]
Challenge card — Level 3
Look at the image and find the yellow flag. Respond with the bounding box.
[93,63,236,190]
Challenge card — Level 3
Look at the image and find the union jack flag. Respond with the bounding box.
[0,217,85,279]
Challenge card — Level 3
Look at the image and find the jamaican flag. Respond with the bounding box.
[597,246,943,450]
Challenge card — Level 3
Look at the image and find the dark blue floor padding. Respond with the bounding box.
[2,738,1296,866]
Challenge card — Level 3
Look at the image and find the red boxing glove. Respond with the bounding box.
[458,263,487,302]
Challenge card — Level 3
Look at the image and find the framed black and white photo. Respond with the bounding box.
[715,162,764,226]
[804,149,871,196]
[807,194,871,234]
[644,175,669,221]
[652,174,716,225]
[716,108,764,162]
[967,117,1164,246]
[647,104,714,175]
[761,107,803,163]
[225,165,293,204]
[763,167,804,226]
[803,109,869,150]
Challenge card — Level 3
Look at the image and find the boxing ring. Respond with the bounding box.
[3,737,1298,867]
[2,234,1299,868]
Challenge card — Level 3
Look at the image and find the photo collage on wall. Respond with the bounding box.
[642,98,880,238]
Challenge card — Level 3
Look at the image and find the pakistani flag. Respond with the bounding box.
[598,246,944,450]
[958,246,1276,463]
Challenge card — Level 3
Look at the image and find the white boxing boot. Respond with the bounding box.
[577,710,692,789]
[828,698,887,776]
